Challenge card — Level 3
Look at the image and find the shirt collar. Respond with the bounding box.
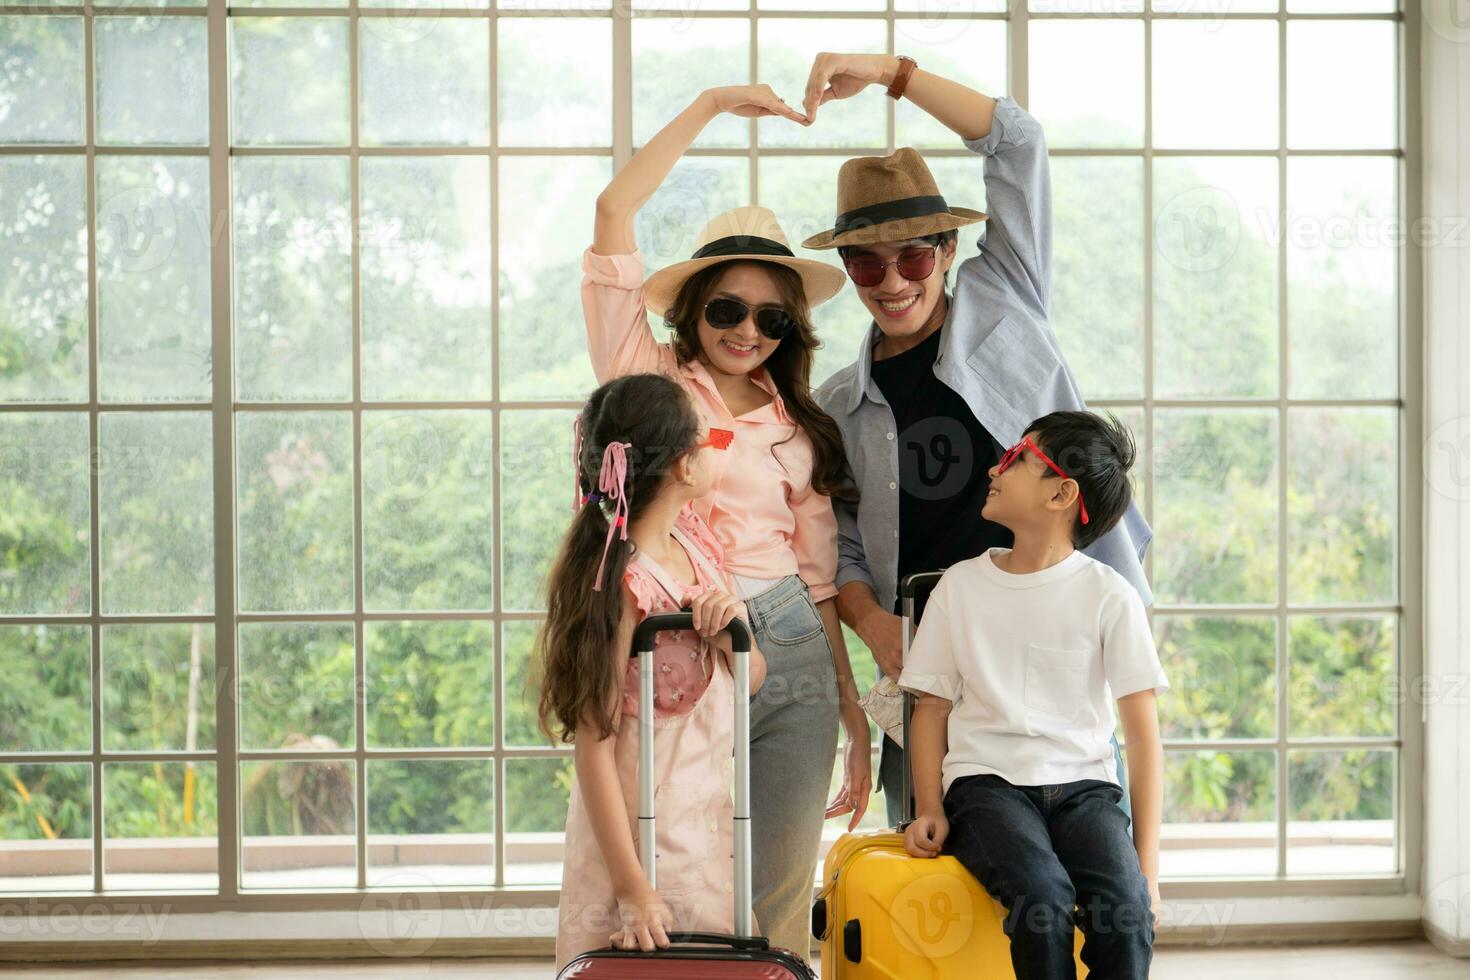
[678,357,791,425]
[845,291,957,416]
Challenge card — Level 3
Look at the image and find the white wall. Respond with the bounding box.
[1419,0,1470,958]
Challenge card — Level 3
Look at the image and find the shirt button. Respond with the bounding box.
[886,432,895,440]
[724,882,733,894]
[893,530,899,538]
[889,482,897,490]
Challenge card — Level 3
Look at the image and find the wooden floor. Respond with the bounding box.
[6,941,1467,979]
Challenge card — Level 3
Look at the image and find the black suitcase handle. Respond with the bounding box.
[898,571,945,830]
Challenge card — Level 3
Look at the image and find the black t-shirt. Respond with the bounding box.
[869,322,1014,616]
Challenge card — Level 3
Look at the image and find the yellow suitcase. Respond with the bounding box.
[810,572,1088,979]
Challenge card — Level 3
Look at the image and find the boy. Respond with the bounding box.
[899,410,1168,980]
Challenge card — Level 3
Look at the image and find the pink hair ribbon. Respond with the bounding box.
[592,441,633,592]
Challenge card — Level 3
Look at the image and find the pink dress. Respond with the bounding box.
[554,505,759,972]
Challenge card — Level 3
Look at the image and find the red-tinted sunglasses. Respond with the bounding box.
[694,428,734,451]
[996,435,1089,525]
[842,246,937,288]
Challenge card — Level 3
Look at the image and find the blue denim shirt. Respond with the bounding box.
[815,94,1154,616]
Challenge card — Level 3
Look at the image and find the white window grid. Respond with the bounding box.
[0,0,1422,910]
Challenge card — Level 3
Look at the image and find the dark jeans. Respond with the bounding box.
[942,774,1154,980]
[877,732,1132,829]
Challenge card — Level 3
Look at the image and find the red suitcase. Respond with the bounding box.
[556,612,817,980]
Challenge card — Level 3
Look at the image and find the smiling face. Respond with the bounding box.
[844,236,957,339]
[692,261,790,380]
[981,430,1079,533]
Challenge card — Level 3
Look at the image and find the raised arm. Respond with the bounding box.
[594,86,808,255]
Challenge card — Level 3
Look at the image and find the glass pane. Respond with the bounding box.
[1153,157,1279,399]
[502,620,546,747]
[897,0,1006,8]
[230,19,350,147]
[760,0,884,8]
[0,412,91,615]
[1287,407,1397,604]
[0,17,84,144]
[1028,20,1142,148]
[1051,156,1144,400]
[1162,751,1277,878]
[367,759,493,887]
[1287,749,1394,875]
[497,156,608,402]
[1288,615,1395,738]
[362,410,494,611]
[0,155,89,402]
[756,19,887,149]
[501,410,575,611]
[232,156,353,402]
[359,18,490,146]
[236,412,356,613]
[1286,157,1397,399]
[497,18,611,147]
[1156,0,1275,8]
[1152,20,1278,149]
[1288,0,1394,9]
[1287,20,1395,150]
[0,625,90,753]
[635,156,750,274]
[756,156,875,387]
[95,16,208,146]
[632,18,750,149]
[0,763,92,892]
[97,156,213,402]
[239,622,356,752]
[103,762,218,891]
[365,620,493,748]
[1153,409,1278,605]
[895,22,1007,149]
[97,0,207,8]
[99,412,215,615]
[103,623,217,751]
[504,756,573,885]
[360,157,492,401]
[241,760,356,889]
[1154,616,1276,741]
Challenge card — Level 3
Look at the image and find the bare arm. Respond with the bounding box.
[902,694,952,858]
[595,86,807,255]
[820,596,874,830]
[836,579,903,680]
[1117,690,1163,918]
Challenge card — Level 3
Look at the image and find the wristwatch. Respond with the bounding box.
[886,55,918,101]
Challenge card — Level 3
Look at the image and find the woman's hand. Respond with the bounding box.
[802,53,901,122]
[903,809,949,859]
[706,84,810,124]
[1147,876,1162,927]
[687,585,748,638]
[824,718,873,831]
[610,885,675,952]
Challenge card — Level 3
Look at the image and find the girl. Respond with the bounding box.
[583,83,873,957]
[538,372,768,971]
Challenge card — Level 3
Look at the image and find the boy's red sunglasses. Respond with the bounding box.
[996,435,1089,525]
[695,428,734,451]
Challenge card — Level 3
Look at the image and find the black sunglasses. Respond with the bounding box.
[703,297,797,341]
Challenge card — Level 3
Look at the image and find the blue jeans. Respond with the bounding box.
[943,774,1154,980]
[743,575,839,958]
[877,732,1132,829]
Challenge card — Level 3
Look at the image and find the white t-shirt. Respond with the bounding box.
[897,547,1170,796]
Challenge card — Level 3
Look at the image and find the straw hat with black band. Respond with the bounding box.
[643,205,847,319]
[800,146,987,251]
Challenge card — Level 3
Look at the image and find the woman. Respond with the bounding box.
[580,82,872,958]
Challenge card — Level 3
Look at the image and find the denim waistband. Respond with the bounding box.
[741,573,809,627]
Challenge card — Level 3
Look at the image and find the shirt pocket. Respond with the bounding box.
[967,313,1062,414]
[651,781,720,898]
[1023,642,1095,728]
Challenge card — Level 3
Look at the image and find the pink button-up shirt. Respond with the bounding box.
[580,246,838,603]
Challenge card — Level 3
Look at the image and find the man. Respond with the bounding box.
[800,52,1153,827]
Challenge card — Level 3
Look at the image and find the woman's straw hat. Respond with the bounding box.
[643,205,847,318]
[801,147,987,250]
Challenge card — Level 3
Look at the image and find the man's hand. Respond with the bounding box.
[859,606,904,679]
[904,810,949,858]
[802,53,901,123]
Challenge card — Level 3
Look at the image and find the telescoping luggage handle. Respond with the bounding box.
[898,571,946,831]
[632,613,754,939]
